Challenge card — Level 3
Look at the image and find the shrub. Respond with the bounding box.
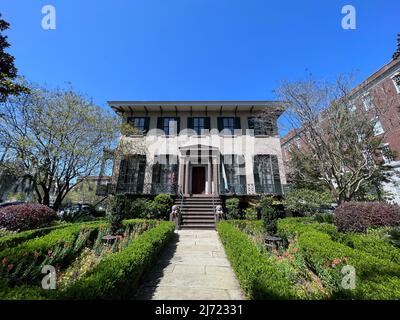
[283,188,333,216]
[126,198,151,219]
[0,204,57,232]
[149,194,173,220]
[60,221,175,299]
[244,207,258,220]
[388,227,400,248]
[313,212,334,224]
[259,196,279,235]
[106,194,126,234]
[217,221,297,299]
[225,198,241,220]
[335,201,400,233]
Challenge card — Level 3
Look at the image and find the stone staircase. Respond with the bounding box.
[176,196,222,230]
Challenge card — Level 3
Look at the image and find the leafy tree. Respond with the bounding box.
[0,82,120,210]
[0,13,29,102]
[276,75,395,203]
[393,33,400,60]
[283,188,333,215]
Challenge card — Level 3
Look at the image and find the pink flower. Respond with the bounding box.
[2,258,8,265]
[7,264,14,271]
[293,247,299,253]
[47,250,53,257]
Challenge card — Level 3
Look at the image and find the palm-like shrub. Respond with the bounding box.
[225,198,241,220]
[0,204,57,231]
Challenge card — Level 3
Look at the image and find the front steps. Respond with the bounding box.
[175,196,222,230]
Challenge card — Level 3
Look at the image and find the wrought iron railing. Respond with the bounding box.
[102,182,179,195]
[219,183,285,196]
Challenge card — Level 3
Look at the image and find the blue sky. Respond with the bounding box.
[1,0,399,135]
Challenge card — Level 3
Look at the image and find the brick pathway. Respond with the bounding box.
[134,230,244,300]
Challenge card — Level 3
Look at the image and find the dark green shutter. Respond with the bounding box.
[144,117,150,134]
[137,155,146,193]
[204,117,210,130]
[175,117,180,134]
[271,155,282,194]
[157,117,163,130]
[187,117,193,129]
[217,117,223,132]
[235,117,241,129]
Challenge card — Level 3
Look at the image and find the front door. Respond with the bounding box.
[192,166,206,194]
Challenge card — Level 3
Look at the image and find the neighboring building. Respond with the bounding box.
[281,58,400,203]
[103,101,286,228]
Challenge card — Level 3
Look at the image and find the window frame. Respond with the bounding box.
[127,117,147,134]
[391,73,400,94]
[362,93,374,111]
[162,117,179,136]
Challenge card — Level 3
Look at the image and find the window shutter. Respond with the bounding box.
[204,117,211,130]
[187,117,193,130]
[118,159,128,185]
[157,117,163,130]
[144,117,150,134]
[176,117,180,134]
[248,117,254,130]
[235,117,241,129]
[271,155,282,194]
[217,117,223,132]
[137,155,146,193]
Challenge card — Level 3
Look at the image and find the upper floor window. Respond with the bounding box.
[392,73,400,93]
[187,117,210,135]
[362,93,374,111]
[157,117,180,136]
[218,117,240,135]
[127,117,149,134]
[373,119,385,136]
[381,144,395,164]
[248,117,275,136]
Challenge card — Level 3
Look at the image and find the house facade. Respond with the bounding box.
[104,101,286,200]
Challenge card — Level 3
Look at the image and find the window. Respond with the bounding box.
[127,117,148,134]
[117,155,146,193]
[253,155,282,194]
[381,144,395,164]
[348,103,356,113]
[220,155,246,194]
[152,155,178,194]
[362,93,374,111]
[157,117,180,135]
[392,73,400,93]
[217,117,240,135]
[193,117,205,135]
[248,117,271,135]
[373,120,385,136]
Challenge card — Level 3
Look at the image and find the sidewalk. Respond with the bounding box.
[134,229,244,300]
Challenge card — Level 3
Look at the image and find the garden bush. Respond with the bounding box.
[283,188,333,216]
[277,218,400,299]
[225,198,241,219]
[217,221,297,299]
[106,194,126,234]
[259,196,280,235]
[0,204,58,232]
[60,221,175,299]
[244,207,258,220]
[149,194,173,220]
[127,198,151,219]
[335,201,400,233]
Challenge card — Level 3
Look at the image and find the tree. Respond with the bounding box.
[0,82,120,210]
[0,13,29,102]
[393,33,400,60]
[276,75,396,203]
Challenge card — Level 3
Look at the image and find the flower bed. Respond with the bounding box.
[277,218,400,299]
[0,219,169,299]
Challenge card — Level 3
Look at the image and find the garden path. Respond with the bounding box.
[134,229,244,300]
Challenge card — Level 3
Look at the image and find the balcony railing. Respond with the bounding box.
[97,182,179,196]
[219,183,285,196]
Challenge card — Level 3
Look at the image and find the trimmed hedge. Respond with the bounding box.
[0,204,57,231]
[217,221,297,299]
[0,223,73,251]
[59,221,175,299]
[335,201,400,233]
[277,218,400,299]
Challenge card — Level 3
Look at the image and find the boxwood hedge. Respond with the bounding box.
[217,221,297,300]
[58,221,175,299]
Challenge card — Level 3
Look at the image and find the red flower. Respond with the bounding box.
[2,258,8,265]
[7,264,14,271]
[47,250,53,257]
[293,247,299,253]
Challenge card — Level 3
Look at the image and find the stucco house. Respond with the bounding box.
[101,101,286,228]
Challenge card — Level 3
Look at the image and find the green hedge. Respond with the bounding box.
[277,218,400,299]
[0,222,74,251]
[58,221,175,299]
[227,220,265,235]
[217,221,297,299]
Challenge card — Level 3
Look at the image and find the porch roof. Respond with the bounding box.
[108,100,285,115]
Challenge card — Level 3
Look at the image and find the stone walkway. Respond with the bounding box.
[134,230,245,300]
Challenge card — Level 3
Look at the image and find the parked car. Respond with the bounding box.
[0,201,26,209]
[58,203,98,222]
